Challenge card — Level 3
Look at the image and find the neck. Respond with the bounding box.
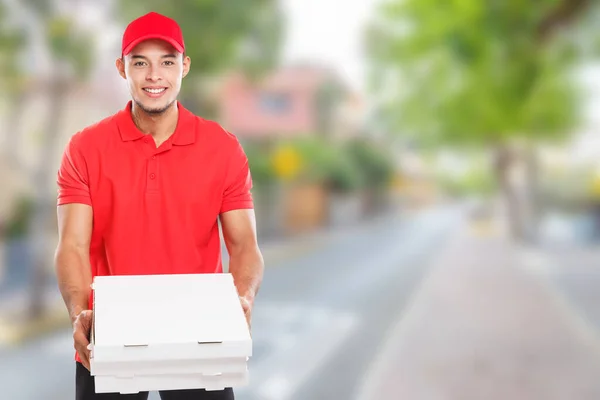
[131,101,179,141]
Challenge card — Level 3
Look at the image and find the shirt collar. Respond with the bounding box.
[116,100,196,145]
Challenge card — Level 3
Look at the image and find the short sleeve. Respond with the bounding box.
[57,135,92,206]
[220,139,254,214]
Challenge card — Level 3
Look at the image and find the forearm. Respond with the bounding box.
[228,244,264,304]
[54,244,92,323]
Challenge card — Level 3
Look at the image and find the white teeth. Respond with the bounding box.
[144,88,165,94]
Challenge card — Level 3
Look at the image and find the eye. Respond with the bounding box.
[163,61,175,66]
[133,61,147,67]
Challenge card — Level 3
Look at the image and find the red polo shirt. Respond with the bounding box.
[57,100,254,304]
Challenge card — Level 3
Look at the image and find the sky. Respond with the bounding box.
[280,0,380,94]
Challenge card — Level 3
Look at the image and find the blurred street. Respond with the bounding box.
[4,203,600,399]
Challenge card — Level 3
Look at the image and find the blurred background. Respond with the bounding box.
[2,0,600,399]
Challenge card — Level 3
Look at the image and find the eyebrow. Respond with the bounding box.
[131,54,178,60]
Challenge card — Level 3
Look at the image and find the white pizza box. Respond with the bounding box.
[89,273,252,393]
[94,370,249,394]
[91,357,249,377]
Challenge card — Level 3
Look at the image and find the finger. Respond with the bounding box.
[74,341,90,357]
[79,347,91,371]
[73,330,90,346]
[82,357,91,372]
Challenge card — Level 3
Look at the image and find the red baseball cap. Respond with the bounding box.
[121,12,185,56]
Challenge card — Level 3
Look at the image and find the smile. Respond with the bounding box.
[143,88,166,94]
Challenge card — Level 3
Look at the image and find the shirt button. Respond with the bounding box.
[149,173,156,179]
[152,155,156,160]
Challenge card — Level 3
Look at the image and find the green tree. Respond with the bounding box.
[365,0,597,241]
[116,0,284,117]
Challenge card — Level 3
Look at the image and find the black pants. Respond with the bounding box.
[76,362,235,400]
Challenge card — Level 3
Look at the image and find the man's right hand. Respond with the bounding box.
[73,309,93,371]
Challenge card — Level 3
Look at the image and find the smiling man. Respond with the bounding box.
[54,12,264,400]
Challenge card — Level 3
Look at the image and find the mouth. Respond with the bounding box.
[142,87,168,99]
[143,87,167,94]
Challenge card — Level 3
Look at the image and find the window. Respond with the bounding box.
[258,92,291,114]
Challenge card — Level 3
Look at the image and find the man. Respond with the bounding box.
[54,11,264,400]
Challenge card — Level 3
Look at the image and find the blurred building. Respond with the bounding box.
[217,64,365,141]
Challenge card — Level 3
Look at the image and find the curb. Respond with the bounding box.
[222,232,336,271]
[259,231,340,265]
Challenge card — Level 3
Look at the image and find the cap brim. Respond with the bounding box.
[122,34,184,56]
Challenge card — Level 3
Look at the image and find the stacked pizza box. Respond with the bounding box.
[89,273,251,394]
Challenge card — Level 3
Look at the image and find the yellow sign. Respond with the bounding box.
[271,145,303,181]
[591,177,600,198]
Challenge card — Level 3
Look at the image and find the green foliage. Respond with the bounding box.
[243,141,278,187]
[243,136,395,194]
[0,4,26,93]
[46,15,93,80]
[437,168,496,198]
[3,195,34,239]
[345,139,396,190]
[280,136,396,193]
[365,0,595,147]
[288,137,339,183]
[235,4,285,81]
[326,148,365,193]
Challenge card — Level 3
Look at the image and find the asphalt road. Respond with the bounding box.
[0,205,462,400]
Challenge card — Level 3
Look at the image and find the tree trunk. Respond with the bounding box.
[493,145,526,242]
[27,78,68,319]
[537,0,590,43]
[2,89,30,173]
[523,144,540,243]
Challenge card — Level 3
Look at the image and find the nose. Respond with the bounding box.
[145,65,161,82]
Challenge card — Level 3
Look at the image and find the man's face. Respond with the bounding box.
[116,39,191,115]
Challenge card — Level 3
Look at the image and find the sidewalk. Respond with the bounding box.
[357,219,600,400]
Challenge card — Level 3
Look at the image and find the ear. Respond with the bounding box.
[182,56,191,79]
[115,57,126,79]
